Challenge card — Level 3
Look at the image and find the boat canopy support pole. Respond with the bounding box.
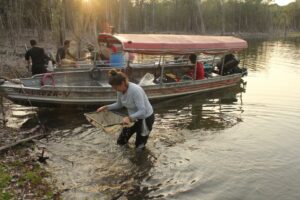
[193,53,197,80]
[212,55,216,66]
[242,51,246,69]
[220,53,225,75]
[159,56,164,86]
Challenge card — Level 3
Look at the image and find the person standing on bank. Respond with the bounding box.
[25,40,50,75]
[96,69,155,150]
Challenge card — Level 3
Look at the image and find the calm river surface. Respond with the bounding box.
[6,37,300,200]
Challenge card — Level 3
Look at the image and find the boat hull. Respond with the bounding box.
[0,74,242,108]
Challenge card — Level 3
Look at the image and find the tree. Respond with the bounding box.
[196,0,206,34]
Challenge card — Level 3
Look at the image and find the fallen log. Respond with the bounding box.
[0,133,44,152]
[21,125,41,135]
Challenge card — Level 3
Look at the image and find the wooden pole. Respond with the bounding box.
[0,96,6,126]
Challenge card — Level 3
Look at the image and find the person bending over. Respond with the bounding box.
[97,69,155,150]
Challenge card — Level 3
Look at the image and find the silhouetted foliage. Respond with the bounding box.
[0,0,299,44]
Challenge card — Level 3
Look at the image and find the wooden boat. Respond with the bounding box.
[0,34,247,108]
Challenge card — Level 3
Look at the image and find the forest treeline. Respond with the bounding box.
[0,0,300,46]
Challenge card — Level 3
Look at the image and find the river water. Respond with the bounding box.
[5,37,300,200]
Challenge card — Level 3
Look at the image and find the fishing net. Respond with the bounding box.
[84,111,133,134]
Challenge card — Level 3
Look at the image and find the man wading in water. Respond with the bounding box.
[97,69,155,150]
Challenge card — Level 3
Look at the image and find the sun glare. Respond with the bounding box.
[275,0,295,6]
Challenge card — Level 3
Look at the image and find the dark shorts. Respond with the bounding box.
[117,113,155,148]
[32,65,47,75]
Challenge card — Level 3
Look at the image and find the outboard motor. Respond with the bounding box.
[216,54,240,75]
[0,78,4,85]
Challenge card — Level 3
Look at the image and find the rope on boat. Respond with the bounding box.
[41,73,55,86]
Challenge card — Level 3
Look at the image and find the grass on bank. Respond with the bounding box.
[0,164,13,200]
[0,145,60,200]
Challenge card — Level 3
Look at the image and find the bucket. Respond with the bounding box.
[110,53,125,67]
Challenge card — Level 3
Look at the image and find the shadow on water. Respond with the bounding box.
[3,82,246,199]
[153,83,246,131]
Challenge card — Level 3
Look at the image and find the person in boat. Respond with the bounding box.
[56,40,77,66]
[216,53,240,75]
[78,44,100,62]
[98,42,114,61]
[96,69,155,150]
[25,39,53,75]
[185,54,205,80]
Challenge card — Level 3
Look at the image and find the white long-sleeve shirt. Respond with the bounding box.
[107,82,153,120]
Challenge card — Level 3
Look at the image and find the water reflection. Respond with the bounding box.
[242,38,300,72]
[153,83,245,131]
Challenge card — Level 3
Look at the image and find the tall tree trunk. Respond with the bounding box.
[152,0,156,32]
[93,17,98,39]
[123,0,128,33]
[174,0,178,31]
[196,0,206,34]
[238,0,241,33]
[144,7,147,32]
[59,0,67,45]
[138,0,145,32]
[105,0,109,22]
[118,0,123,32]
[0,16,4,33]
[220,0,225,35]
[7,0,16,51]
[16,0,24,41]
[284,14,287,38]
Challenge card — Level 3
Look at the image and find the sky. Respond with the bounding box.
[274,0,296,6]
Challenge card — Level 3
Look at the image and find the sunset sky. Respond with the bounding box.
[275,0,296,6]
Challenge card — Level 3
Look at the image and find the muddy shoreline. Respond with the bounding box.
[0,35,62,198]
[0,103,62,199]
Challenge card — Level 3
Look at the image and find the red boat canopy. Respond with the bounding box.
[98,33,248,55]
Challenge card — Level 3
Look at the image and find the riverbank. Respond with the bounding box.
[0,86,61,199]
[0,143,61,199]
[0,111,62,199]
